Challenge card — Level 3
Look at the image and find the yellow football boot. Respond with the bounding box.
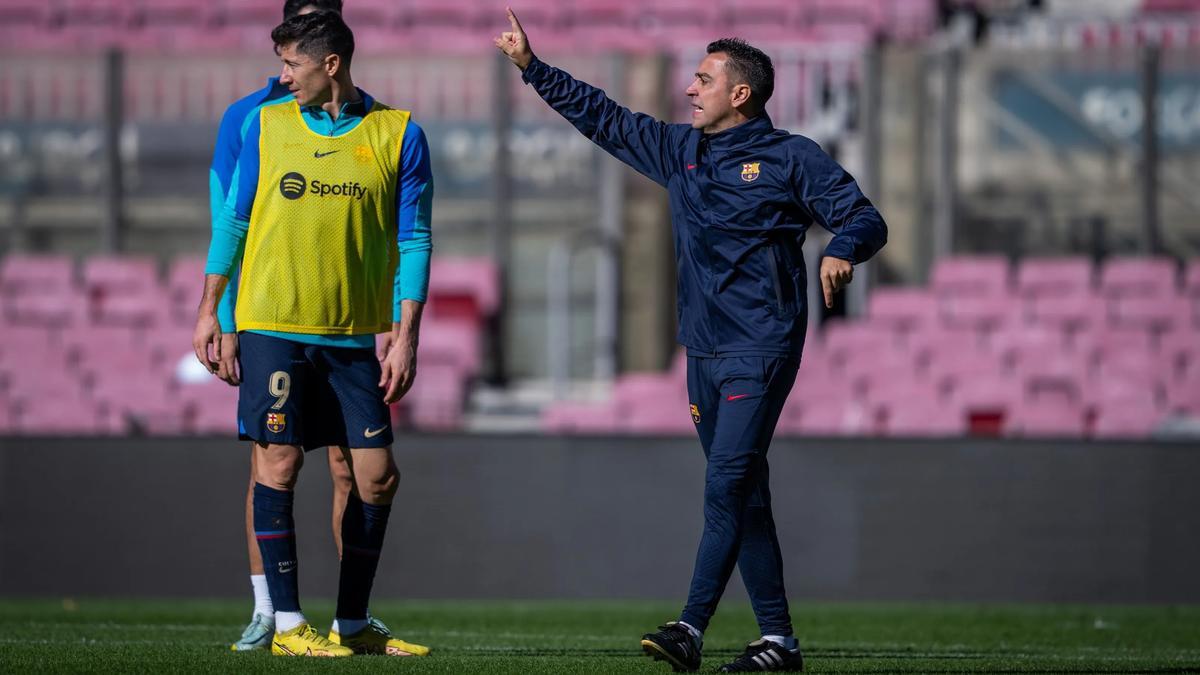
[271,623,354,657]
[330,620,431,656]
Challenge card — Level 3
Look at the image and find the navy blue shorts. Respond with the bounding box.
[237,331,393,451]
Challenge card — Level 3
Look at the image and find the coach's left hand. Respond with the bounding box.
[820,256,854,309]
[379,338,417,404]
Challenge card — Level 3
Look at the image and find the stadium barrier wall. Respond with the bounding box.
[1,435,1197,603]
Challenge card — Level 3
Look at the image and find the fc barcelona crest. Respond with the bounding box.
[267,412,287,433]
[741,162,760,182]
[690,404,701,424]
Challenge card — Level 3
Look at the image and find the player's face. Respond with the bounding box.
[277,43,332,107]
[685,53,738,133]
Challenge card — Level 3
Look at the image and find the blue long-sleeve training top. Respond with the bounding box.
[521,57,887,357]
[207,82,433,349]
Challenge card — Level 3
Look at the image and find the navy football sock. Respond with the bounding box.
[253,483,301,613]
[335,493,391,622]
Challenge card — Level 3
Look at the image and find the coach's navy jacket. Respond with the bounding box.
[522,57,887,358]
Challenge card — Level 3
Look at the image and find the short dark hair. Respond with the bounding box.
[282,0,343,21]
[272,10,355,67]
[706,38,775,110]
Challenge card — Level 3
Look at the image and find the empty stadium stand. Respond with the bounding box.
[542,255,1200,439]
[0,254,496,436]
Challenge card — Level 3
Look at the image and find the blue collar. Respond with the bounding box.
[703,113,775,151]
[300,88,374,120]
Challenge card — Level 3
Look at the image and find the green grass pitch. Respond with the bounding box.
[1,599,1197,673]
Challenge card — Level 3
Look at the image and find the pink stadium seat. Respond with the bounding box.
[340,0,401,29]
[790,398,872,436]
[0,255,75,295]
[568,0,635,30]
[950,373,1021,414]
[941,293,1020,332]
[822,319,903,369]
[1184,259,1200,297]
[3,290,86,327]
[542,400,620,434]
[626,394,694,435]
[845,356,918,397]
[905,324,981,370]
[1159,329,1200,380]
[56,0,130,28]
[1004,400,1086,438]
[613,372,684,406]
[1164,374,1200,414]
[61,325,141,366]
[1099,257,1178,298]
[0,0,55,27]
[867,287,939,333]
[427,257,500,323]
[1015,257,1093,298]
[15,394,121,436]
[217,0,280,28]
[405,363,467,431]
[495,0,565,32]
[930,255,1011,297]
[721,0,802,38]
[1110,293,1191,332]
[989,325,1068,368]
[1025,292,1107,333]
[880,397,966,437]
[418,319,482,376]
[927,348,1003,395]
[637,0,719,38]
[0,396,11,433]
[1092,402,1164,439]
[82,256,158,294]
[0,324,58,360]
[82,256,164,326]
[1083,325,1156,364]
[130,0,217,29]
[179,379,239,434]
[805,0,885,29]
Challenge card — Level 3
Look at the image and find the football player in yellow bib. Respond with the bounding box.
[193,10,431,659]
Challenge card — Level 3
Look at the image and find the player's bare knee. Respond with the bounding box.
[256,444,303,490]
[358,465,399,503]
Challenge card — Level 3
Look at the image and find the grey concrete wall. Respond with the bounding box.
[1,435,1197,603]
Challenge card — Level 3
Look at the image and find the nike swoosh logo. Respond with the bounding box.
[726,394,749,401]
[314,150,339,158]
[364,426,387,438]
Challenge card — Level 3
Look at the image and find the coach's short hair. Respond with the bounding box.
[706,38,775,110]
[283,0,343,21]
[272,10,355,67]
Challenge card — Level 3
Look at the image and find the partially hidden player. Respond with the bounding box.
[496,9,887,673]
[204,0,404,653]
[194,10,432,658]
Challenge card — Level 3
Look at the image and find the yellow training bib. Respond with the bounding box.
[236,100,409,334]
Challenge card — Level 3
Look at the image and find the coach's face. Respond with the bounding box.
[278,42,335,107]
[685,52,751,134]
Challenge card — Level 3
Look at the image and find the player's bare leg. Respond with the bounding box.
[328,447,428,656]
[328,446,353,557]
[232,443,274,651]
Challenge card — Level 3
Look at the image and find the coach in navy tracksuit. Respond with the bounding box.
[497,10,887,673]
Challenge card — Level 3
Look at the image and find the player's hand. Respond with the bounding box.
[378,338,417,404]
[494,7,534,70]
[216,332,241,386]
[192,310,222,376]
[376,331,396,364]
[820,256,854,309]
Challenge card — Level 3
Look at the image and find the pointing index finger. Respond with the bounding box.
[507,7,524,34]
